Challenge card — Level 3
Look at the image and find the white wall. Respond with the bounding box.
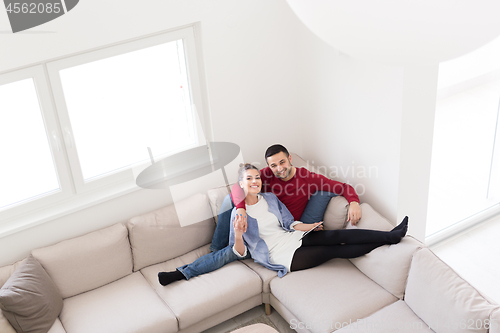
[297,25,439,240]
[298,27,405,223]
[397,66,438,239]
[0,0,306,266]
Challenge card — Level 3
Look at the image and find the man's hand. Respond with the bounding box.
[294,222,323,232]
[347,201,361,225]
[233,213,247,238]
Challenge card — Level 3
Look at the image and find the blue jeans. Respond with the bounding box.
[177,194,249,280]
[210,194,234,252]
[177,245,250,280]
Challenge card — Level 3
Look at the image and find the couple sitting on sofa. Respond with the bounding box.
[158,144,408,285]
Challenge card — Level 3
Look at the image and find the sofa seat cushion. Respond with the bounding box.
[32,223,133,299]
[240,258,278,294]
[270,259,398,333]
[60,272,177,333]
[141,246,262,330]
[405,248,498,333]
[335,300,434,332]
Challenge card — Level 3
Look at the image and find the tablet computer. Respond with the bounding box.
[300,221,324,240]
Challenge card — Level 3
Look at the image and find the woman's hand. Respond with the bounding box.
[233,213,247,238]
[294,222,323,232]
[235,208,247,223]
[233,213,247,256]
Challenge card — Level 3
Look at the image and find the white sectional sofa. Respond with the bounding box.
[1,155,499,333]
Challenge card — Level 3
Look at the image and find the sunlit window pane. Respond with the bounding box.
[0,79,59,209]
[59,40,197,181]
[427,78,500,236]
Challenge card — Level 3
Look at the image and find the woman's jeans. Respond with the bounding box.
[209,194,235,252]
[177,194,249,280]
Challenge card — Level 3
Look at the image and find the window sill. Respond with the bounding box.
[425,203,500,246]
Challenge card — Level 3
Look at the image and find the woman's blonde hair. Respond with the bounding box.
[238,163,260,182]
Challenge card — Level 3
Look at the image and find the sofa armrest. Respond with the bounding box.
[348,203,425,299]
[405,248,498,332]
[491,308,500,333]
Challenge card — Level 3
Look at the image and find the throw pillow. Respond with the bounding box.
[300,191,338,223]
[0,254,63,333]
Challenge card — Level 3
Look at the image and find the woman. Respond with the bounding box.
[230,163,408,277]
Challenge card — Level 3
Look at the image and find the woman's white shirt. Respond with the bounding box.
[244,194,304,271]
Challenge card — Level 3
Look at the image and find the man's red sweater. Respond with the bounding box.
[231,167,359,221]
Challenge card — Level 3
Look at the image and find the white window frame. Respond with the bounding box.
[0,65,74,219]
[47,27,206,194]
[0,26,210,237]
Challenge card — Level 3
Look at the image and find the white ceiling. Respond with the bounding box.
[286,0,500,66]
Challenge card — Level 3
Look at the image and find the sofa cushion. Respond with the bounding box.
[32,223,132,299]
[270,259,398,333]
[127,193,215,271]
[300,191,337,223]
[60,272,177,333]
[405,248,497,333]
[0,255,63,333]
[240,258,278,294]
[140,246,262,330]
[0,259,26,287]
[349,236,424,299]
[207,184,232,224]
[335,300,434,332]
[0,259,26,333]
[322,196,349,230]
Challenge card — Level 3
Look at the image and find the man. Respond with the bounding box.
[158,144,361,286]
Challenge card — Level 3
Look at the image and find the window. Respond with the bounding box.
[0,26,208,234]
[0,77,60,208]
[57,40,196,183]
[0,66,73,218]
[427,37,500,239]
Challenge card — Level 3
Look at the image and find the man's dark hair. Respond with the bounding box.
[265,144,290,160]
